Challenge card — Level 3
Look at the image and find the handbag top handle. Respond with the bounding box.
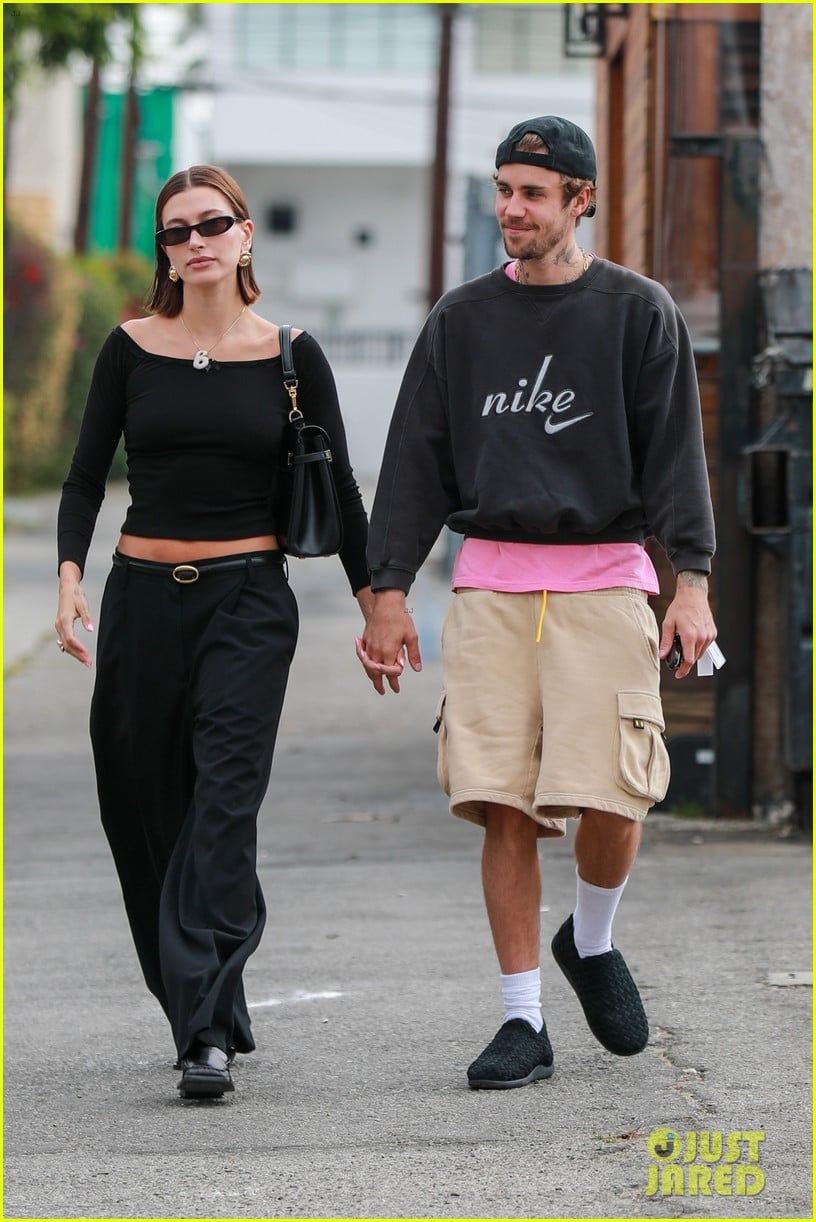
[278,323,302,421]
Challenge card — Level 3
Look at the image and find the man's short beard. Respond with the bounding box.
[503,217,570,265]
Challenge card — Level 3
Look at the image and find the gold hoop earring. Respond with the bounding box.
[238,250,252,268]
[168,265,179,283]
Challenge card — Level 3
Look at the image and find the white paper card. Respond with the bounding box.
[697,641,726,677]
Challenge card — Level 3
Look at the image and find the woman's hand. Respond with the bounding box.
[55,562,95,668]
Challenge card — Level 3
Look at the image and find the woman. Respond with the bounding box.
[55,165,373,1100]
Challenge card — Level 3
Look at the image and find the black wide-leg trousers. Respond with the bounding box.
[90,554,298,1058]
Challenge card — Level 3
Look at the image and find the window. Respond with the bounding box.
[235,5,438,74]
[266,204,297,235]
[472,5,586,75]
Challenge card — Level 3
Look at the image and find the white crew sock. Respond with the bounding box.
[573,869,628,958]
[500,966,543,1032]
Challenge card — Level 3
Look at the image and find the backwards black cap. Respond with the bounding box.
[495,115,597,182]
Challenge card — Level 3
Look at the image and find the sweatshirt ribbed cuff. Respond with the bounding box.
[369,567,414,594]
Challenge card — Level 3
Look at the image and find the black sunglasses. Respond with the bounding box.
[156,215,244,247]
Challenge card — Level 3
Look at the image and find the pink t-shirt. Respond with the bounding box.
[450,260,660,596]
[452,538,659,594]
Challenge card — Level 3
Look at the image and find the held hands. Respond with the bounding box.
[55,562,94,668]
[658,571,717,680]
[355,588,422,694]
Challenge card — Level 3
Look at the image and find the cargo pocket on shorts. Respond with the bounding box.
[615,691,670,802]
[433,691,450,794]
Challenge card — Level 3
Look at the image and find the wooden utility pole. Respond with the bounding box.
[74,58,102,254]
[118,74,140,251]
[427,5,455,310]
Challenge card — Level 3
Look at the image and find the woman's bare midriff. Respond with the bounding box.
[117,534,280,563]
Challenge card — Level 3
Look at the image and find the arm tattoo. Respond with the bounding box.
[677,570,709,591]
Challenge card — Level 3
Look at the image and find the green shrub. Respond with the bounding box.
[3,238,153,492]
[3,226,79,490]
[65,252,153,480]
[4,225,57,400]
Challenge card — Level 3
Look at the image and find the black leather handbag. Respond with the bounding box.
[274,324,344,558]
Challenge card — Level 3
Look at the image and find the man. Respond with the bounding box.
[357,116,717,1089]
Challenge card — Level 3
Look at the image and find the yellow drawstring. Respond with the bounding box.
[535,589,548,643]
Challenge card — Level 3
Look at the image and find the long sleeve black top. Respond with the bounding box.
[58,327,370,593]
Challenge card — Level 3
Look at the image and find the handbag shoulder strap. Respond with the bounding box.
[278,324,302,420]
[279,323,295,381]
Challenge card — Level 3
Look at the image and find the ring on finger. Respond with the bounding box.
[56,639,66,652]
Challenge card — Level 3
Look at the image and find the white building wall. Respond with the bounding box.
[237,164,428,335]
[7,70,82,251]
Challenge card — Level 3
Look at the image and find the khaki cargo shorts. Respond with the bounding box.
[436,587,670,837]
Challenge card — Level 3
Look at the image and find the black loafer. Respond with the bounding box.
[551,914,649,1056]
[177,1044,234,1098]
[173,1045,235,1072]
[467,1018,555,1089]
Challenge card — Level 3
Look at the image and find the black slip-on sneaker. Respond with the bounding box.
[551,914,649,1056]
[467,1018,555,1089]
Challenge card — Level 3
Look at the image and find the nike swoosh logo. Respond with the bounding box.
[544,412,594,434]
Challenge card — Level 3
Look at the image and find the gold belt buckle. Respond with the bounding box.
[172,564,199,584]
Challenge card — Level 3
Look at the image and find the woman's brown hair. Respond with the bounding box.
[146,165,261,317]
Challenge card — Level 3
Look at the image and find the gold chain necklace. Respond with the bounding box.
[179,306,247,371]
[515,250,592,283]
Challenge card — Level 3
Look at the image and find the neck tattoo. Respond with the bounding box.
[179,306,247,371]
[515,249,592,285]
